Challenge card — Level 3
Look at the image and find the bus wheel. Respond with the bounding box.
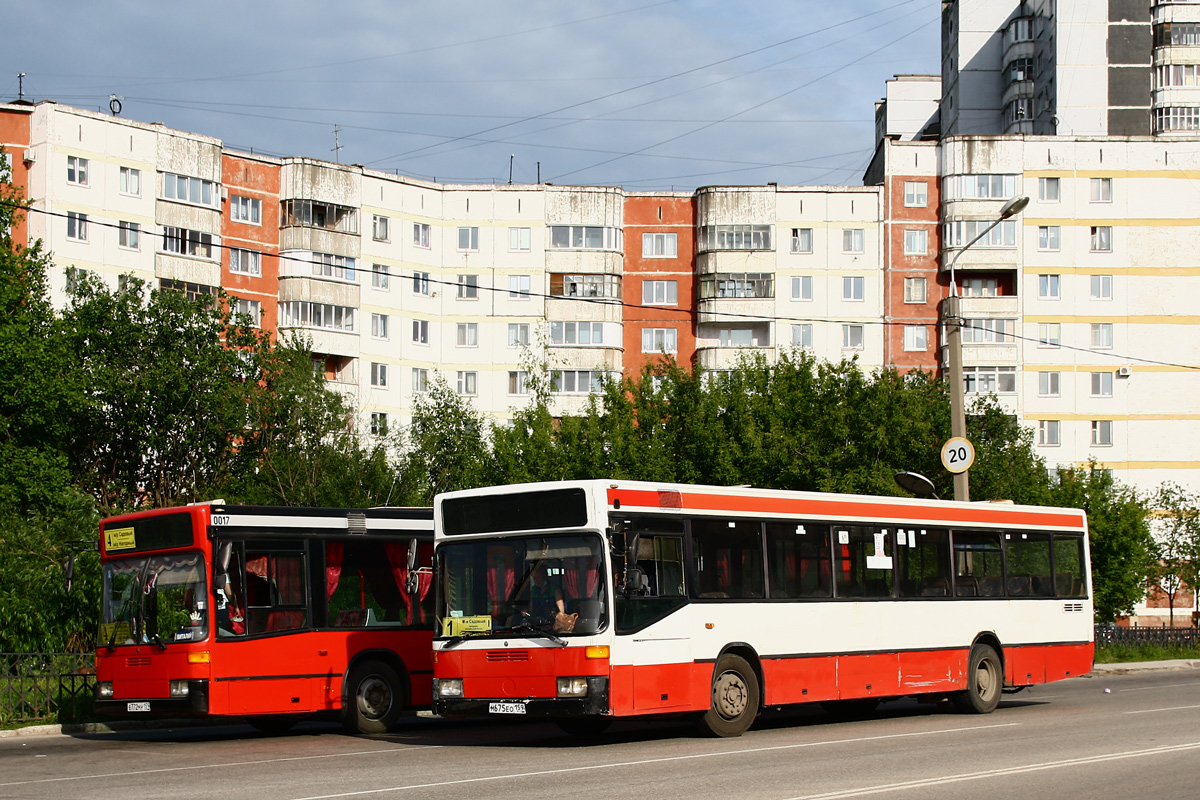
[249,716,296,735]
[954,644,1002,714]
[697,654,760,737]
[344,659,404,734]
[556,717,613,737]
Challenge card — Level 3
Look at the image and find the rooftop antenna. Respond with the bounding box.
[537,161,541,184]
[17,73,25,101]
[331,125,343,164]
[508,154,514,185]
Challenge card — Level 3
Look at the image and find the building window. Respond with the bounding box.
[458,226,479,251]
[278,301,355,332]
[1156,63,1200,88]
[163,172,218,207]
[961,277,999,297]
[903,181,927,207]
[412,319,429,344]
[162,227,214,259]
[66,156,88,186]
[903,229,928,255]
[456,322,478,347]
[1038,322,1061,347]
[962,318,1015,343]
[1090,275,1112,300]
[372,215,389,241]
[552,370,604,394]
[372,264,390,290]
[509,227,531,252]
[698,224,771,252]
[903,325,927,351]
[1038,226,1060,251]
[842,228,864,253]
[842,276,864,301]
[717,328,759,347]
[413,222,431,248]
[904,277,927,303]
[231,195,262,224]
[412,368,429,394]
[281,199,357,233]
[1038,177,1060,202]
[557,273,621,298]
[1090,226,1112,252]
[508,323,529,347]
[66,212,88,242]
[311,252,356,282]
[1038,274,1060,299]
[509,275,531,299]
[643,279,678,305]
[231,298,261,326]
[457,274,478,299]
[456,371,478,395]
[963,366,1016,394]
[1153,106,1200,133]
[641,328,678,353]
[643,232,678,258]
[1091,371,1114,397]
[1039,420,1060,446]
[412,271,430,295]
[161,278,217,303]
[370,412,389,436]
[119,166,140,196]
[943,174,1018,200]
[118,221,139,250]
[551,321,604,345]
[1091,420,1113,446]
[791,228,813,253]
[229,248,261,276]
[700,273,773,299]
[791,324,813,349]
[791,275,813,301]
[370,362,389,388]
[508,371,529,395]
[1038,371,1060,397]
[1090,178,1112,203]
[1091,322,1113,349]
[944,219,1017,247]
[371,313,389,340]
[550,225,623,251]
[842,324,864,349]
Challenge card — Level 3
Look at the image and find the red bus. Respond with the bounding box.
[95,502,433,733]
[431,480,1093,737]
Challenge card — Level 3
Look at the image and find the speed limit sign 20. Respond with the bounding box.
[941,437,975,474]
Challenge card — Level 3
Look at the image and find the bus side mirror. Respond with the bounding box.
[623,568,649,596]
[407,538,418,571]
[214,541,233,589]
[627,533,641,569]
[63,554,76,592]
[405,538,420,595]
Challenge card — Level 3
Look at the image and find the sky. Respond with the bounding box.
[1,0,941,191]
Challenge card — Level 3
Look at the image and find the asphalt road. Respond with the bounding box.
[3,670,1200,800]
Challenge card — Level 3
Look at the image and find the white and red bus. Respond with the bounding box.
[431,480,1093,737]
[95,503,433,733]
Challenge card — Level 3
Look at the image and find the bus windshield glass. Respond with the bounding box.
[437,534,607,638]
[100,553,208,647]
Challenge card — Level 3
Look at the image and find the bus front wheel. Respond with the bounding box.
[954,644,1002,714]
[697,654,760,737]
[344,659,405,734]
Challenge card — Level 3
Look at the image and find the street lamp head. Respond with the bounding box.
[999,195,1030,220]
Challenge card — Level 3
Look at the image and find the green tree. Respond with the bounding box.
[403,378,496,503]
[1149,483,1200,626]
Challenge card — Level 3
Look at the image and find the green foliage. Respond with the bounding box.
[403,378,496,503]
[1148,483,1200,625]
[1049,463,1154,622]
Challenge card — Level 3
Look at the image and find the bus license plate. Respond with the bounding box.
[488,702,526,715]
[127,702,150,712]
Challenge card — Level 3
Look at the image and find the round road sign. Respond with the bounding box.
[941,437,975,474]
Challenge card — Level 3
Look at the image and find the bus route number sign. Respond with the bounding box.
[941,437,975,474]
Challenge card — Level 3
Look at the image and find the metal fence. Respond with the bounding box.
[1095,625,1200,648]
[0,652,95,725]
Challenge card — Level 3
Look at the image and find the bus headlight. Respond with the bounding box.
[434,678,463,698]
[557,677,589,697]
[96,682,113,700]
[169,680,190,698]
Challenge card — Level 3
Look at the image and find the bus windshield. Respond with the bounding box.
[100,553,208,647]
[437,534,607,639]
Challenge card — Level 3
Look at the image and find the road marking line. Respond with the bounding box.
[287,723,1020,800]
[0,746,429,787]
[1124,703,1200,714]
[780,741,1200,799]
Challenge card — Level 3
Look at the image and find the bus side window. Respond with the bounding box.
[765,522,831,598]
[834,526,894,599]
[896,528,951,598]
[691,520,764,599]
[952,532,1004,598]
[1053,535,1086,597]
[1005,532,1053,597]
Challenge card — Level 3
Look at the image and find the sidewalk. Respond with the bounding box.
[1086,658,1200,676]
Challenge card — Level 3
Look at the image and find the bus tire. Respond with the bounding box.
[954,644,1002,714]
[556,717,613,737]
[344,659,404,734]
[249,716,297,735]
[697,654,759,737]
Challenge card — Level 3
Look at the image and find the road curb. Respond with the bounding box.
[1086,659,1200,676]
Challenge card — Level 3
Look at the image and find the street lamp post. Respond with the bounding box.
[944,195,1029,502]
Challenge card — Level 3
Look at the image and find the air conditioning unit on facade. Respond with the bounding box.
[1117,366,1132,378]
[22,149,36,164]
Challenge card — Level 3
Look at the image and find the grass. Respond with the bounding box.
[1094,642,1200,664]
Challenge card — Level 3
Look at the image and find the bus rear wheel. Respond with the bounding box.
[954,644,1002,714]
[697,654,760,737]
[344,659,405,734]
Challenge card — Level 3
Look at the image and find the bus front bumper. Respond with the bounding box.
[433,677,608,718]
[94,679,209,718]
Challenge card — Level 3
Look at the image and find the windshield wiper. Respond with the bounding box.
[439,631,485,650]
[505,620,566,647]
